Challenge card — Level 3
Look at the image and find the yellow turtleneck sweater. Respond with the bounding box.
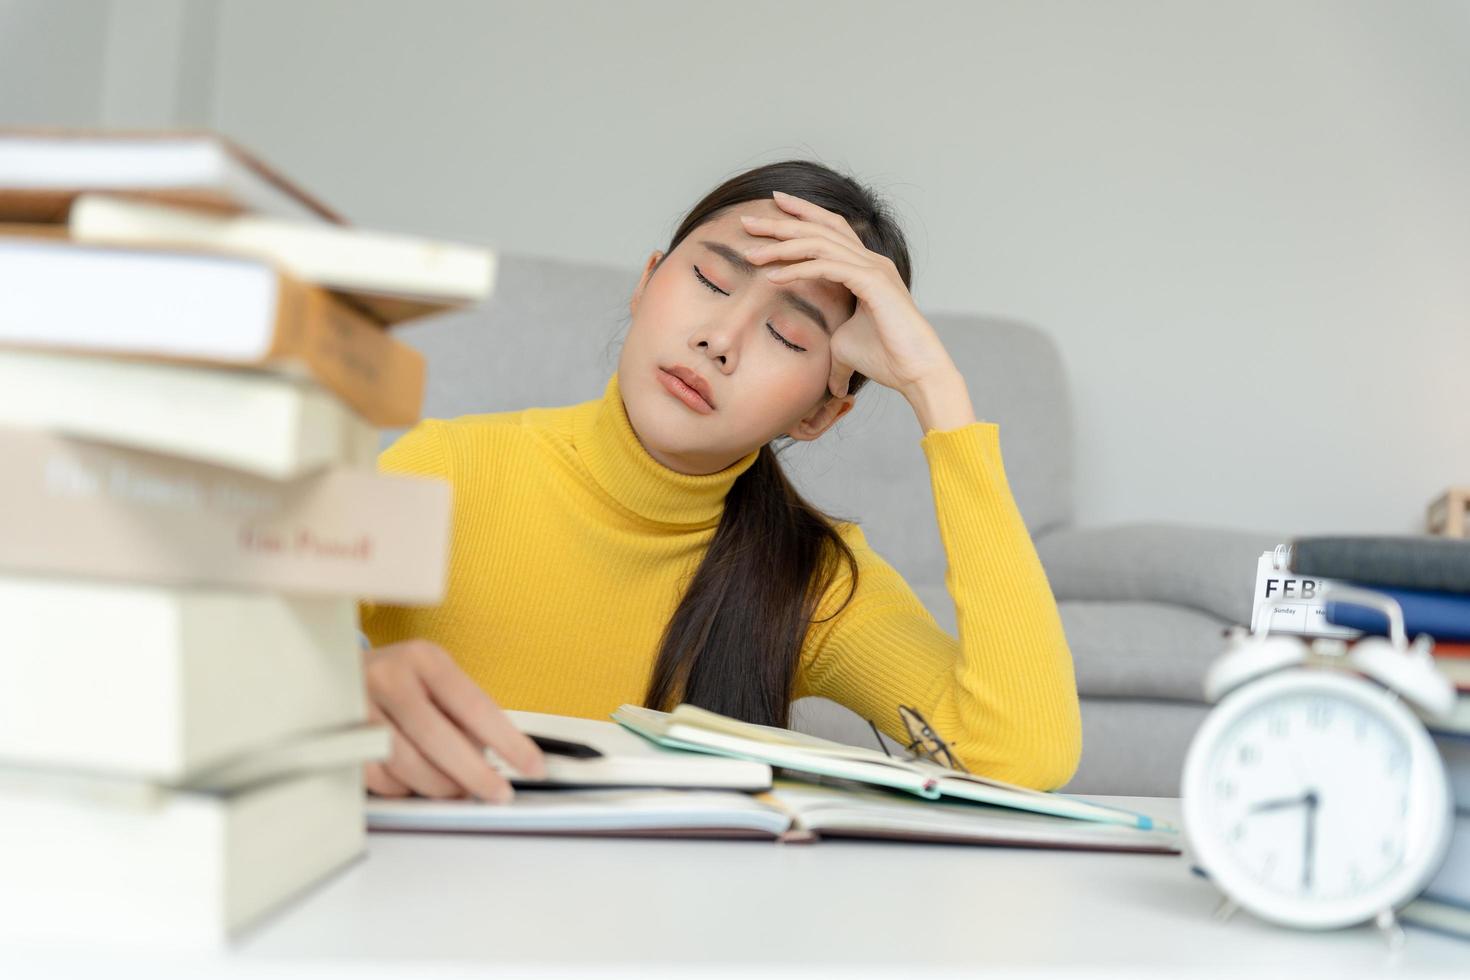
[361,372,1082,790]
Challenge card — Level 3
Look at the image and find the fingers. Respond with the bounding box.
[364,640,528,802]
[829,367,853,400]
[364,760,410,797]
[382,722,469,799]
[385,675,517,802]
[366,691,466,798]
[415,646,549,780]
[769,190,865,246]
[363,701,411,796]
[742,214,862,255]
[747,235,871,270]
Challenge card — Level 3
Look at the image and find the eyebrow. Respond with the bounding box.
[698,240,831,335]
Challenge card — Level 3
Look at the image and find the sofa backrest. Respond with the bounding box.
[387,253,1075,585]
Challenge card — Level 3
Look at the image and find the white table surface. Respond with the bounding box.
[5,795,1467,978]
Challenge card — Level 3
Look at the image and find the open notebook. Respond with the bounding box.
[612,703,1166,832]
[366,775,1180,853]
[496,709,771,791]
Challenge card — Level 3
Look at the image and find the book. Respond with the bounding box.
[0,722,389,803]
[496,710,772,791]
[1436,656,1470,693]
[0,574,366,779]
[1435,729,1470,803]
[0,766,368,949]
[613,703,1168,832]
[368,786,790,840]
[0,234,426,427]
[1419,811,1470,909]
[0,430,451,604]
[0,129,342,225]
[1400,896,1470,942]
[366,776,1181,853]
[1326,586,1470,642]
[0,348,378,480]
[69,193,498,326]
[1290,535,1470,594]
[1428,697,1470,737]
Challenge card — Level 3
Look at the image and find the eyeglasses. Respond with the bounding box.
[867,704,969,773]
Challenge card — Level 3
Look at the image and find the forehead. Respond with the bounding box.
[690,203,855,310]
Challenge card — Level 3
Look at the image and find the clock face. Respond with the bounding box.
[1182,669,1453,929]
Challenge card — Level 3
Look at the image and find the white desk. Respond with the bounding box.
[5,796,1467,978]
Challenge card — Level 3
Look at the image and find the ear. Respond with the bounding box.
[629,250,664,316]
[786,393,855,442]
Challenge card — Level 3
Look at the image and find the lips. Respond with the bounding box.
[663,365,716,409]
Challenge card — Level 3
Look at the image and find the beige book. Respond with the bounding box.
[0,348,379,480]
[0,767,368,950]
[0,233,426,426]
[0,128,343,224]
[0,574,368,779]
[70,193,497,325]
[0,428,450,603]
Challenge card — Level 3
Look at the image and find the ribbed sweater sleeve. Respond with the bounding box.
[795,421,1082,791]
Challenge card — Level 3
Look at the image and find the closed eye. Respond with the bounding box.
[693,265,806,353]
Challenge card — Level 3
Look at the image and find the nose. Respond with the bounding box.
[693,304,768,369]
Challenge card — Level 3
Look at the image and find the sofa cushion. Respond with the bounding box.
[1068,697,1211,796]
[1061,600,1231,701]
[1036,523,1286,625]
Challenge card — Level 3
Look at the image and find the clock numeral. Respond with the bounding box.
[1307,701,1332,728]
[1267,714,1288,737]
[1387,750,1407,773]
[1215,778,1236,800]
[1237,744,1260,766]
[1231,823,1246,842]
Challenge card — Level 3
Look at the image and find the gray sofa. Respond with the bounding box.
[387,252,1284,797]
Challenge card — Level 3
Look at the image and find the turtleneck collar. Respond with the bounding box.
[574,371,761,528]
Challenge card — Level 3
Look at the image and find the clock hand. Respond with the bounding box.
[1302,790,1319,892]
[1247,792,1312,814]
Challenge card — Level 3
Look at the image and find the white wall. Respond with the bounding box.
[0,0,110,125]
[6,0,1469,535]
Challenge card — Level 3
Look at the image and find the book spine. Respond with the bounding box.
[0,428,450,603]
[1325,587,1470,641]
[267,275,426,427]
[1420,812,1470,908]
[1291,537,1470,594]
[0,583,365,779]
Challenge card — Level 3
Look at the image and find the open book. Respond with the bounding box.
[613,703,1168,832]
[366,775,1180,853]
[494,709,772,791]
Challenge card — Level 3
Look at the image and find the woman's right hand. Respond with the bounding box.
[362,638,547,803]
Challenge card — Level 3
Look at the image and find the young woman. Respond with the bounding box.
[359,160,1082,803]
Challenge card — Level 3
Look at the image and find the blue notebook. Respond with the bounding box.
[1326,585,1470,641]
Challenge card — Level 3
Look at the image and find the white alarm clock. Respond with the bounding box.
[1181,584,1458,934]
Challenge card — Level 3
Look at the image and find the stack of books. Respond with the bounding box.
[367,705,1183,853]
[0,129,488,948]
[1288,535,1470,939]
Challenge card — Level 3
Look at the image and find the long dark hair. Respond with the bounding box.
[640,160,914,728]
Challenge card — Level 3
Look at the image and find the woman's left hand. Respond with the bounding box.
[742,189,956,399]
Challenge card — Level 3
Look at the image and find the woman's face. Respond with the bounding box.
[619,198,858,475]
